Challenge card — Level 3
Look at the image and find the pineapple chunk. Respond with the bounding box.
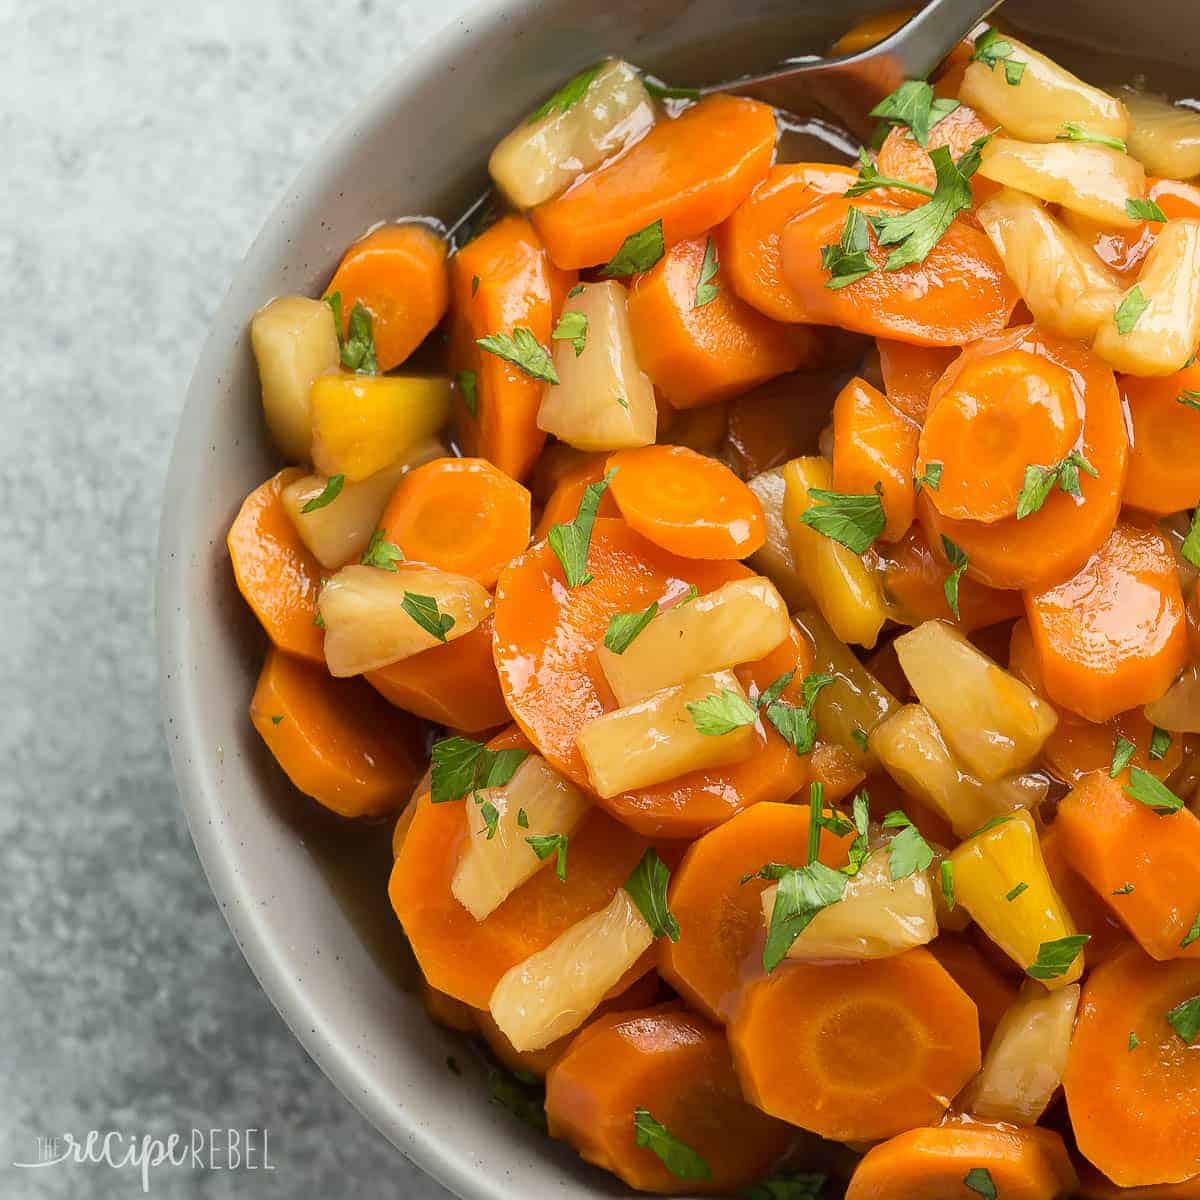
[1144,663,1200,733]
[977,139,1144,229]
[319,563,490,676]
[894,621,1057,783]
[597,576,790,707]
[281,438,443,569]
[452,757,591,921]
[1118,87,1200,180]
[949,811,1083,989]
[977,189,1125,341]
[537,281,656,451]
[488,887,653,1051]
[793,608,899,769]
[959,36,1128,145]
[961,980,1080,1125]
[1093,219,1200,376]
[310,374,453,481]
[747,467,812,610]
[488,59,655,210]
[871,704,1048,839]
[250,296,340,462]
[760,848,937,961]
[576,671,757,798]
[782,457,886,649]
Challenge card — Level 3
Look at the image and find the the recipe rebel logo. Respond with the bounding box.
[12,1127,275,1192]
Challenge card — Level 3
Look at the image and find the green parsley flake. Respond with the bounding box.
[526,832,569,882]
[1181,912,1200,950]
[1178,389,1200,411]
[601,219,665,277]
[742,1170,828,1200]
[270,714,284,726]
[480,799,501,839]
[1150,727,1172,760]
[477,327,559,384]
[1182,506,1200,568]
[1006,881,1029,902]
[762,860,848,971]
[1113,883,1135,896]
[567,283,584,298]
[547,469,615,587]
[694,236,720,307]
[800,485,886,553]
[429,736,528,803]
[1128,1031,1140,1050]
[820,206,879,290]
[1126,197,1168,222]
[400,593,455,642]
[624,848,680,941]
[552,310,588,357]
[852,728,870,752]
[844,146,935,201]
[529,62,603,122]
[1027,933,1090,981]
[1110,735,1136,777]
[1114,285,1150,335]
[456,368,479,418]
[360,529,405,570]
[942,536,968,620]
[1015,451,1098,519]
[632,1109,711,1180]
[868,80,960,147]
[516,807,529,829]
[914,461,943,494]
[841,791,872,878]
[301,474,345,513]
[881,811,934,880]
[1167,995,1200,1045]
[642,77,700,102]
[688,688,758,736]
[326,291,379,374]
[972,27,1025,85]
[941,859,956,910]
[488,1067,547,1131]
[1123,766,1185,813]
[1057,123,1128,152]
[604,600,659,654]
[964,1167,998,1200]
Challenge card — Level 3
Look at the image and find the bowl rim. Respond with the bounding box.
[155,2,547,1196]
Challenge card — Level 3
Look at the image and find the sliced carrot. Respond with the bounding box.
[730,948,980,1142]
[832,376,919,542]
[1122,363,1200,515]
[228,468,325,663]
[717,162,858,322]
[1054,771,1200,962]
[725,371,840,478]
[1076,1163,1200,1199]
[1024,522,1186,723]
[779,195,1019,346]
[927,933,1020,1048]
[870,527,1024,632]
[449,215,576,481]
[830,8,915,54]
[607,445,766,559]
[919,345,1084,524]
[533,455,620,539]
[323,222,449,372]
[545,1004,793,1195]
[917,326,1128,592]
[531,95,777,270]
[877,338,958,424]
[378,456,530,587]
[1039,825,1129,966]
[845,1125,1078,1200]
[390,795,647,1008]
[250,647,424,818]
[1008,617,1182,785]
[876,104,998,202]
[626,236,817,409]
[659,802,855,1024]
[421,979,477,1033]
[1064,941,1200,1187]
[365,614,509,732]
[493,520,807,837]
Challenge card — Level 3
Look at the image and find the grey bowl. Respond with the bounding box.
[157,1,1195,1196]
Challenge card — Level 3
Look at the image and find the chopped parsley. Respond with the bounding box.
[1178,389,1200,410]
[477,327,559,383]
[642,76,700,102]
[742,1170,828,1199]
[552,310,588,356]
[624,848,680,941]
[761,859,848,971]
[942,536,968,620]
[488,1067,547,1132]
[844,146,935,201]
[1150,727,1172,760]
[1027,933,1090,981]
[964,1167,998,1200]
[881,811,935,880]
[972,27,1025,85]
[1110,734,1136,776]
[1015,451,1098,519]
[401,592,455,643]
[601,219,665,277]
[799,484,886,553]
[1112,883,1135,896]
[941,860,956,910]
[1167,995,1200,1045]
[687,687,758,736]
[868,80,960,147]
[326,291,378,374]
[429,735,528,803]
[1057,123,1127,152]
[694,236,720,307]
[547,469,615,586]
[820,206,879,290]
[301,474,345,513]
[456,368,478,418]
[1123,766,1185,813]
[1181,912,1200,950]
[1128,1031,1140,1050]
[1126,197,1168,222]
[1006,881,1029,902]
[360,529,405,570]
[529,62,603,122]
[914,461,943,494]
[526,832,569,882]
[1182,507,1200,568]
[270,714,284,726]
[1114,285,1150,335]
[632,1109,710,1180]
[604,600,659,654]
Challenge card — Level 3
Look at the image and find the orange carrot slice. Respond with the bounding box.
[449,215,576,480]
[545,1005,793,1195]
[1064,941,1200,1187]
[324,222,449,372]
[831,9,916,55]
[531,95,778,269]
[718,162,858,322]
[876,104,998,202]
[607,445,766,559]
[626,236,817,408]
[729,948,981,1142]
[1122,363,1200,515]
[250,647,424,818]
[1076,1163,1200,1199]
[1039,825,1130,966]
[877,338,958,424]
[780,195,1019,346]
[421,979,477,1033]
[1024,522,1186,723]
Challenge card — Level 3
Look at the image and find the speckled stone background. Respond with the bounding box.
[1,1,469,1195]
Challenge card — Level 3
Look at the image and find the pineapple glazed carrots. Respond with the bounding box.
[226,26,1200,1197]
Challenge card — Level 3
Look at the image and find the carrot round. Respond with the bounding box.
[493,520,806,837]
[625,236,817,409]
[228,468,326,663]
[545,1004,793,1195]
[877,338,958,424]
[531,95,778,270]
[926,933,1021,1048]
[1122,364,1200,514]
[660,802,854,1024]
[378,456,530,587]
[607,445,766,559]
[249,647,424,818]
[1054,771,1200,962]
[390,795,647,1008]
[876,104,998,202]
[918,346,1084,524]
[717,162,857,322]
[845,1125,1078,1200]
[870,527,1023,632]
[1039,825,1130,966]
[779,195,1019,346]
[533,455,620,539]
[421,979,477,1033]
[833,376,919,542]
[916,326,1128,592]
[729,948,981,1142]
[1024,522,1186,723]
[365,614,509,732]
[1065,941,1200,1187]
[449,215,576,481]
[323,222,449,372]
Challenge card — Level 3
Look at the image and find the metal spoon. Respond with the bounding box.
[718,0,1004,140]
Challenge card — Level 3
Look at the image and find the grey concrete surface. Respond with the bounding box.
[1,1,471,1195]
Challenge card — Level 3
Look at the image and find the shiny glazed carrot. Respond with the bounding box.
[876,338,958,424]
[1121,364,1200,514]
